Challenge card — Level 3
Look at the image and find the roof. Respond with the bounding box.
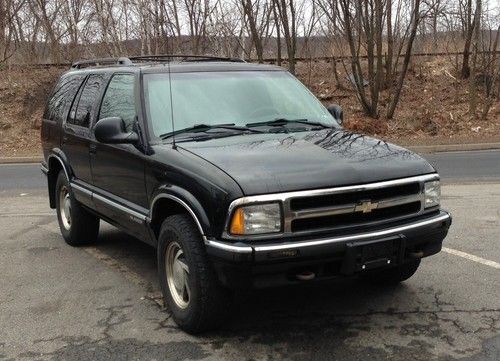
[67,55,285,74]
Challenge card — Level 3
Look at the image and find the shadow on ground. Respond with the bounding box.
[93,225,430,328]
[47,224,499,360]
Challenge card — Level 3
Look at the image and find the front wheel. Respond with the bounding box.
[157,214,231,333]
[361,259,421,285]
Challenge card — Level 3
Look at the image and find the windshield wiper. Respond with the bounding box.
[246,118,334,129]
[160,123,262,139]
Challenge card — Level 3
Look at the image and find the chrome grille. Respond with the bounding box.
[224,174,439,240]
[283,181,425,235]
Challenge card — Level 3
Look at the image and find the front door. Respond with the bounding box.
[89,73,149,240]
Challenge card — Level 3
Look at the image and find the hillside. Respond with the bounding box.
[0,56,499,157]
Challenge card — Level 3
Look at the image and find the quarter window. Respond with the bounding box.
[68,74,107,128]
[99,74,136,132]
[43,74,85,123]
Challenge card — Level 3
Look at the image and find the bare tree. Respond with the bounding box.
[336,0,386,118]
[241,0,264,62]
[273,0,298,73]
[480,24,499,119]
[386,0,422,119]
[467,0,484,118]
[460,0,481,78]
[0,0,5,62]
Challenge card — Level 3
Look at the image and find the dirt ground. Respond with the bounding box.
[0,56,499,157]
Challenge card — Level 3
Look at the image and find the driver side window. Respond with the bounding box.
[67,74,107,128]
[99,74,136,132]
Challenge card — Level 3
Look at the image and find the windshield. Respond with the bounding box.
[143,71,338,138]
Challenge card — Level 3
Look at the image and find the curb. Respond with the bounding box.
[0,156,43,164]
[1,142,500,164]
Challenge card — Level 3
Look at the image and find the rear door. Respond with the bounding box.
[62,73,108,186]
[89,73,149,240]
[41,74,86,159]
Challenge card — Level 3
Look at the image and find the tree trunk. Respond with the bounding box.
[386,0,421,119]
[468,0,481,117]
[242,0,264,62]
[461,0,477,79]
[372,0,384,118]
[385,0,393,89]
[481,25,500,119]
[272,3,282,66]
[274,0,296,74]
[0,0,5,62]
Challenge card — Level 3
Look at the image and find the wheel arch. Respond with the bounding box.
[47,152,72,208]
[149,192,211,243]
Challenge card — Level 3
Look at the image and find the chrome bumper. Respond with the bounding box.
[205,211,451,257]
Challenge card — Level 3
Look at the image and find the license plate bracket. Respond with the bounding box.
[340,235,406,275]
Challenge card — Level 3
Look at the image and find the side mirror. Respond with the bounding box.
[327,104,344,125]
[94,117,139,144]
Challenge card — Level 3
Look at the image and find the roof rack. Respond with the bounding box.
[128,54,246,63]
[70,54,245,69]
[71,57,132,69]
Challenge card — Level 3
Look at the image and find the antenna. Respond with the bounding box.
[167,57,176,149]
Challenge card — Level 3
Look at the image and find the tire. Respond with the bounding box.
[55,170,100,246]
[362,259,421,285]
[157,214,231,333]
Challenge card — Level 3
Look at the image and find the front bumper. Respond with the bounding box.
[205,210,452,288]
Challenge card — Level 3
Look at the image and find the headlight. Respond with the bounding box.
[424,180,440,208]
[229,203,282,235]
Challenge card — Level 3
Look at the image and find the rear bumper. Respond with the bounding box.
[206,210,452,288]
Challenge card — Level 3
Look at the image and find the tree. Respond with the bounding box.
[241,0,264,62]
[460,0,480,78]
[273,0,298,74]
[386,0,422,119]
[337,0,386,118]
[0,0,5,62]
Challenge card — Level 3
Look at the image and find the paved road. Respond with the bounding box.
[0,184,499,360]
[424,150,500,183]
[0,150,499,360]
[1,150,499,192]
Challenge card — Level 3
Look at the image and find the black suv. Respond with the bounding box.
[41,55,451,333]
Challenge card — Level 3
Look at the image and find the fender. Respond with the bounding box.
[47,149,73,180]
[46,150,73,208]
[149,184,212,237]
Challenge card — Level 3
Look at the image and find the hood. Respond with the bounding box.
[178,129,435,195]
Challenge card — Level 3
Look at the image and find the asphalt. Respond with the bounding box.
[0,150,499,360]
[424,150,500,183]
[1,150,499,192]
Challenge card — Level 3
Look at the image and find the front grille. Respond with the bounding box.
[287,181,424,234]
[291,201,421,232]
[223,174,439,240]
[290,183,420,210]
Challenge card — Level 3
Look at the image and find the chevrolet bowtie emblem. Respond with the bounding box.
[355,200,379,213]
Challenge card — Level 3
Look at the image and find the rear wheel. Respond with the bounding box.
[362,259,421,285]
[55,171,99,246]
[157,214,231,333]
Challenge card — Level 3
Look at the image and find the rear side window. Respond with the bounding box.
[68,73,107,128]
[99,74,136,132]
[43,74,85,123]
